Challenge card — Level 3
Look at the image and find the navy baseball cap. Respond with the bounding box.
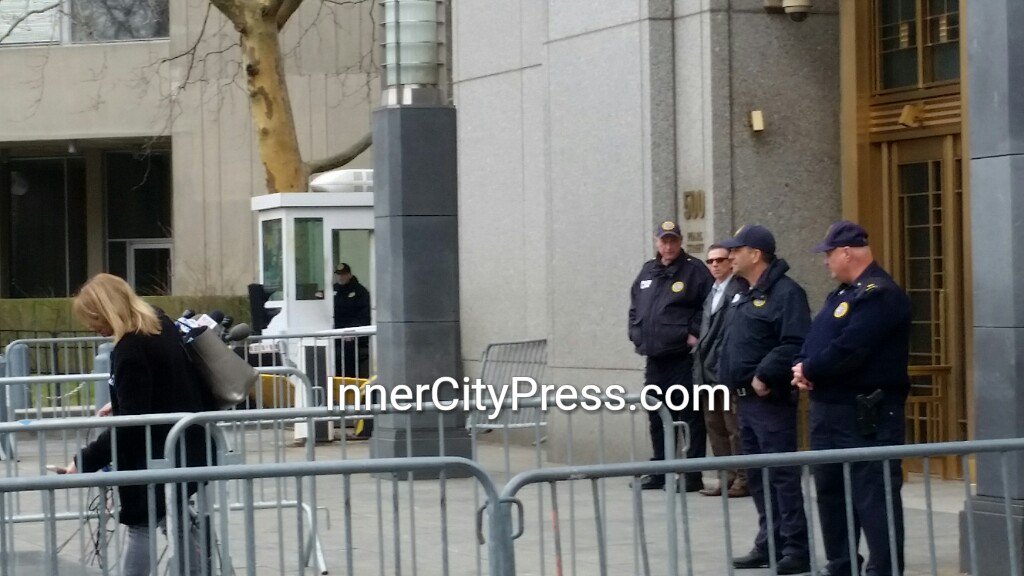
[812,220,869,252]
[719,225,776,255]
[656,220,682,238]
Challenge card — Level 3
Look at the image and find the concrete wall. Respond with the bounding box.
[0,0,377,296]
[453,0,841,462]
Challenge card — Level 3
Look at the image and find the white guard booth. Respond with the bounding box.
[250,169,374,441]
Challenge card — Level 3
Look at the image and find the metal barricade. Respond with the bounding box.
[497,438,1024,576]
[0,456,501,576]
[465,339,548,432]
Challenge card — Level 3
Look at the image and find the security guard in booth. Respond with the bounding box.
[333,263,372,378]
[793,221,911,576]
[628,220,713,492]
[717,225,811,574]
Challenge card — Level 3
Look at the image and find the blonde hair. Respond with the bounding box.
[72,274,161,341]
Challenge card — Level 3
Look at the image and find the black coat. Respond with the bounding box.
[693,275,749,385]
[629,254,713,358]
[797,261,911,404]
[333,277,371,329]
[718,259,811,399]
[77,313,214,526]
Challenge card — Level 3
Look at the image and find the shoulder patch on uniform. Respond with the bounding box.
[671,281,685,293]
[834,301,850,318]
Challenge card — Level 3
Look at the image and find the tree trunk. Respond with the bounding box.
[240,9,307,193]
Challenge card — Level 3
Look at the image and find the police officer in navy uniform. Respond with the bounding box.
[793,221,911,576]
[718,225,811,574]
[629,220,713,492]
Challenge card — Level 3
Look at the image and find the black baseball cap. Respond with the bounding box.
[812,220,869,252]
[656,220,682,238]
[335,263,352,274]
[719,224,776,255]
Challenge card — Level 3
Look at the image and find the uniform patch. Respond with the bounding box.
[661,221,675,231]
[834,301,850,318]
[671,281,685,293]
[640,280,652,289]
[753,298,766,308]
[865,283,878,292]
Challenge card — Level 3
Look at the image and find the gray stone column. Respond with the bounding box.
[959,2,1024,573]
[369,105,471,473]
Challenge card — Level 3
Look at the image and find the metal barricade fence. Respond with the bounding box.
[0,456,503,576]
[498,438,1024,576]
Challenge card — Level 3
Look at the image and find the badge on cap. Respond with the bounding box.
[834,301,850,318]
[753,298,766,308]
[661,221,675,231]
[671,281,685,293]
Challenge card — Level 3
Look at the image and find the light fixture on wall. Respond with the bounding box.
[750,110,766,132]
[898,103,924,128]
[764,0,812,22]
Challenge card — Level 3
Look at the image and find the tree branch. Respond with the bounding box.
[306,132,372,174]
[0,1,60,44]
[276,0,304,29]
[208,0,246,30]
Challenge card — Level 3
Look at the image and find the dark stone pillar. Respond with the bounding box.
[369,105,471,476]
[959,2,1024,573]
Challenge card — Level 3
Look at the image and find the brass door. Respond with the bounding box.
[881,135,966,476]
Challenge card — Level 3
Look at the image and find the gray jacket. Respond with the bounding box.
[693,276,748,385]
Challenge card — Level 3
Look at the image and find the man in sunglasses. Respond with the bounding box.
[693,244,749,497]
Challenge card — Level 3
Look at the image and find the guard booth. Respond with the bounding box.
[249,169,374,440]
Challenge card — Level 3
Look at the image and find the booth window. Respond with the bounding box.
[294,218,324,300]
[261,219,283,300]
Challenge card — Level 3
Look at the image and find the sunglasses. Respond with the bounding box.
[705,257,729,264]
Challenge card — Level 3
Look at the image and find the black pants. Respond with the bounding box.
[334,337,370,379]
[738,396,808,560]
[811,400,905,576]
[645,353,707,485]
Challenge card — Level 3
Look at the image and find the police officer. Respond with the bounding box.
[629,220,712,492]
[792,221,910,576]
[333,263,372,378]
[718,225,810,574]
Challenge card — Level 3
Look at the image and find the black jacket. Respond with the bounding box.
[77,313,214,527]
[333,277,371,329]
[693,275,749,385]
[797,262,911,404]
[718,259,811,399]
[629,254,713,358]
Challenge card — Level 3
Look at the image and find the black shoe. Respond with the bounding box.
[818,554,864,576]
[679,478,704,493]
[777,555,810,575]
[630,475,665,490]
[733,548,770,569]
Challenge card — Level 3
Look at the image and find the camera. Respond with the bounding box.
[783,0,812,22]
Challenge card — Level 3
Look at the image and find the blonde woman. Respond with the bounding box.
[57,273,214,575]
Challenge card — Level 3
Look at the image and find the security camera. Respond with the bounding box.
[783,0,812,22]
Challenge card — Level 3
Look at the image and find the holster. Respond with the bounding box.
[855,389,885,437]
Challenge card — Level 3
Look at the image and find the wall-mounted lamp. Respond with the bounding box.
[764,0,812,22]
[898,103,924,128]
[750,110,766,132]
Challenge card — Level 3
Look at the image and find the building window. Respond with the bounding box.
[105,151,173,295]
[4,158,87,298]
[0,0,168,46]
[875,0,960,92]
